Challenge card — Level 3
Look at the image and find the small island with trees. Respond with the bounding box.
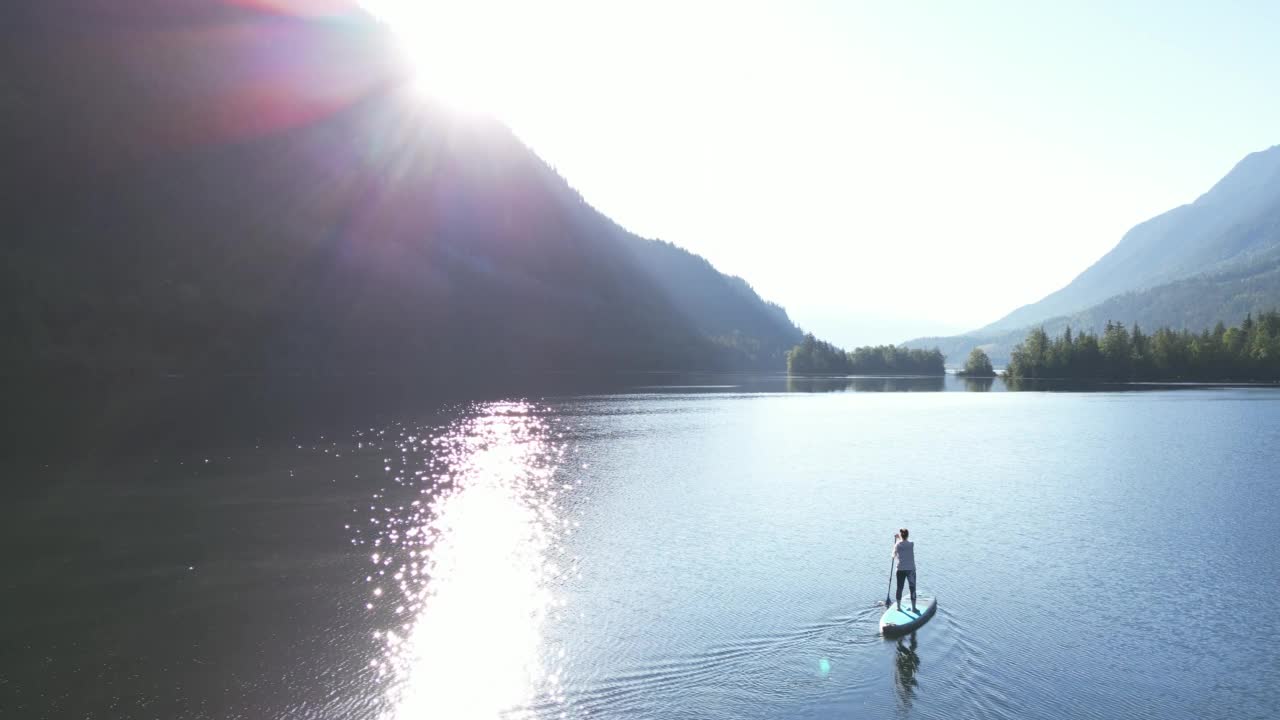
[786,334,945,375]
[956,348,997,377]
[1003,311,1280,382]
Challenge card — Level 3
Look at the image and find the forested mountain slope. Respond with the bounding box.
[905,144,1280,365]
[2,1,801,375]
[979,144,1280,334]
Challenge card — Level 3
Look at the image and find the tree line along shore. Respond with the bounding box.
[786,310,1280,382]
[1003,311,1280,382]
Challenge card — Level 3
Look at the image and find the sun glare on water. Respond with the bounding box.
[362,403,572,720]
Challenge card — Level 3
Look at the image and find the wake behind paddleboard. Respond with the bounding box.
[879,596,937,636]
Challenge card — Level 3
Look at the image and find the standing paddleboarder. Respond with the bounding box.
[892,528,917,612]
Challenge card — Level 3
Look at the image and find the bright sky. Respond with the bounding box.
[362,0,1280,346]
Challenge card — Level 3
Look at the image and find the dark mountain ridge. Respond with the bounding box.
[3,2,802,376]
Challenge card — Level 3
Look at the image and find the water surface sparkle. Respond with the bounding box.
[359,402,569,719]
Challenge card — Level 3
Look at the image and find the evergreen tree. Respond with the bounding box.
[958,348,996,377]
[1003,312,1280,381]
[1100,321,1132,379]
[787,337,945,375]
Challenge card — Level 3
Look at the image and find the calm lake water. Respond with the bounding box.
[4,375,1279,719]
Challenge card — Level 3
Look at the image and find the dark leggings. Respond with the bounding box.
[896,569,917,607]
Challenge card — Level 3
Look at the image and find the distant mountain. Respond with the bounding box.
[911,249,1280,366]
[906,144,1280,365]
[2,2,802,375]
[979,144,1280,334]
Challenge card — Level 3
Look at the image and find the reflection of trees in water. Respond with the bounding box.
[963,377,995,392]
[860,377,945,392]
[1001,377,1155,392]
[785,376,946,393]
[894,632,921,715]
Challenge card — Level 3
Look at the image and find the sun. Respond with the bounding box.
[362,0,532,115]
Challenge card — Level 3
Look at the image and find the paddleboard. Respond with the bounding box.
[879,595,937,636]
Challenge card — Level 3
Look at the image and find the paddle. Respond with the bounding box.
[883,552,896,607]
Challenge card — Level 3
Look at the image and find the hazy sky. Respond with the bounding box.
[366,0,1280,346]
